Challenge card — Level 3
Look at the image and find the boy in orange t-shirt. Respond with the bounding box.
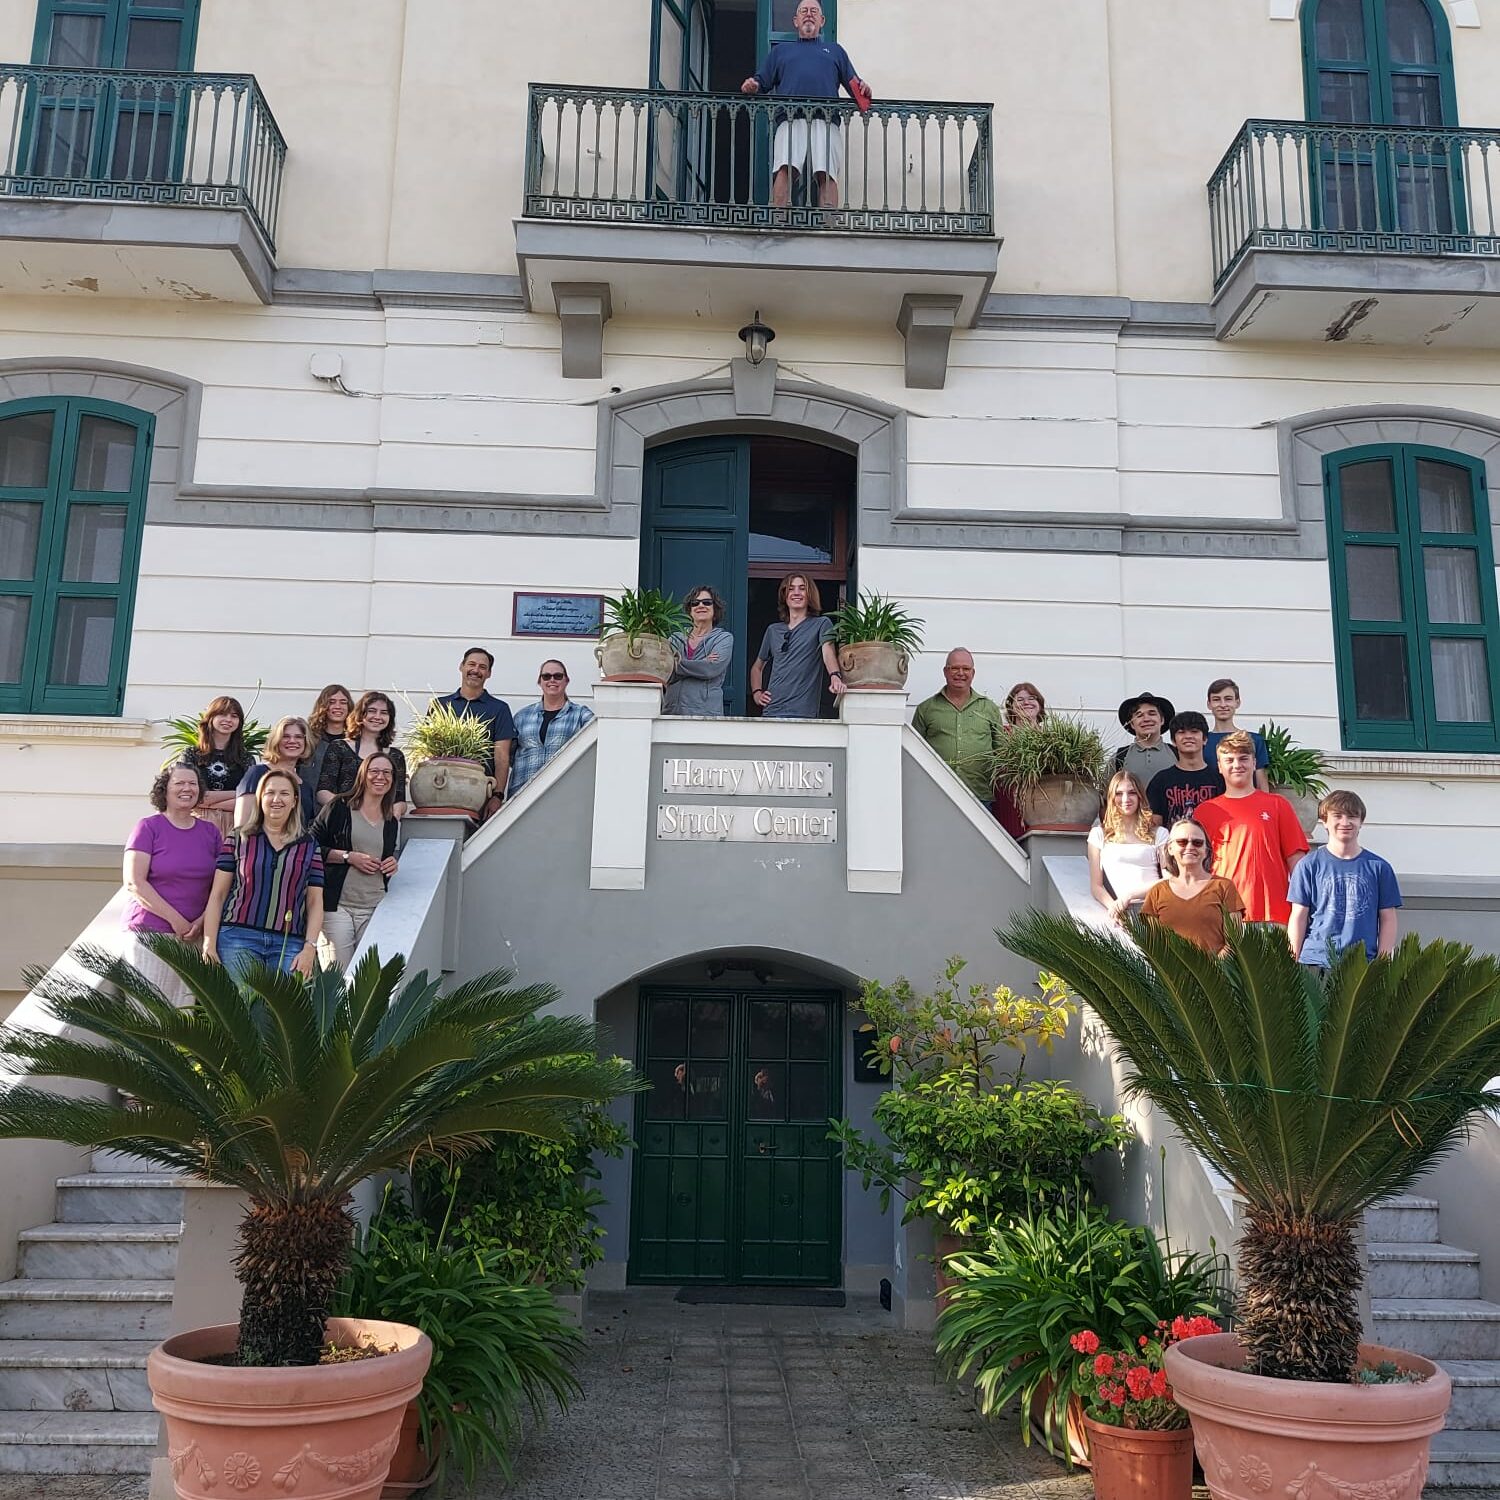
[1196,730,1309,923]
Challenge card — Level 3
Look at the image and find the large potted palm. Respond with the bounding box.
[1000,913,1500,1500]
[830,591,924,690]
[0,943,636,1500]
[596,587,688,685]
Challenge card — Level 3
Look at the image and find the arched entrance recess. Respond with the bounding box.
[642,435,857,715]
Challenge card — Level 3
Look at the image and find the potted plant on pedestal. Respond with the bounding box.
[0,943,636,1500]
[1259,721,1329,835]
[404,699,498,817]
[1002,913,1500,1500]
[596,587,688,684]
[987,714,1107,832]
[830,591,924,689]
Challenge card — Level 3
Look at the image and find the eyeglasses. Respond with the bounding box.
[1171,838,1207,849]
[539,672,567,681]
[688,598,713,608]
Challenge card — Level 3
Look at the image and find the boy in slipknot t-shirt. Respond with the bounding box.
[1146,711,1224,827]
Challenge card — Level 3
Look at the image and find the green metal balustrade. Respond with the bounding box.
[525,82,993,237]
[0,65,286,251]
[1209,117,1500,288]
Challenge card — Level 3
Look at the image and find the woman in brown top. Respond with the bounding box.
[1139,818,1245,954]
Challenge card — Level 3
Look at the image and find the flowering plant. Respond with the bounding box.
[1070,1316,1222,1430]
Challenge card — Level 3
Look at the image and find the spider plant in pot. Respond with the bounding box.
[1259,720,1329,836]
[0,944,638,1500]
[596,588,689,685]
[986,713,1106,832]
[1001,912,1500,1500]
[403,698,499,817]
[830,591,924,689]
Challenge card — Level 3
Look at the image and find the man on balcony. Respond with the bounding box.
[741,0,871,210]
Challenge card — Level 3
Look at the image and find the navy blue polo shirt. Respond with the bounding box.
[753,37,856,99]
[432,689,516,775]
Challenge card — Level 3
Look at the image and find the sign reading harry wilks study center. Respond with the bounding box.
[657,757,837,843]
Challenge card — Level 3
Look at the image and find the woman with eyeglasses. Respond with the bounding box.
[310,752,401,970]
[1140,817,1245,954]
[1087,770,1168,923]
[992,680,1049,839]
[665,585,734,717]
[318,690,408,817]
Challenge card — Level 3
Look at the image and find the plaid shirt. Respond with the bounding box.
[506,699,595,797]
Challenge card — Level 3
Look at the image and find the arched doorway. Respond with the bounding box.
[641,434,857,714]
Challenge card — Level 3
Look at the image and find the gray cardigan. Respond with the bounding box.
[663,627,733,716]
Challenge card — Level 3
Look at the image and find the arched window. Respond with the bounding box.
[1324,443,1500,752]
[1303,0,1461,233]
[0,398,153,716]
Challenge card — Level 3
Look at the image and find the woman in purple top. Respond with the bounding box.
[122,763,222,1004]
[204,768,325,981]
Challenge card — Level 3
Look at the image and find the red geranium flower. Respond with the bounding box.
[1124,1365,1154,1400]
[1093,1353,1116,1377]
[1070,1330,1100,1354]
[1150,1369,1170,1399]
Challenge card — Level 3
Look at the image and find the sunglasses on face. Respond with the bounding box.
[1171,838,1207,848]
[539,672,567,681]
[688,598,713,607]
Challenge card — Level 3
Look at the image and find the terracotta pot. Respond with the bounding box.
[148,1318,433,1500]
[1083,1415,1193,1500]
[1020,774,1102,832]
[595,632,676,684]
[837,639,909,690]
[1273,786,1322,837]
[1029,1377,1092,1468]
[933,1230,966,1312]
[381,1400,440,1498]
[408,756,491,816]
[1164,1333,1450,1500]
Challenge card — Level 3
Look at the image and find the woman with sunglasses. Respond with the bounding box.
[665,585,734,717]
[1140,817,1245,954]
[507,660,595,797]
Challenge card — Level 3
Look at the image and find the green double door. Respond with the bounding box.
[630,988,842,1286]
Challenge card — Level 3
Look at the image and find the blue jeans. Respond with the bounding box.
[217,924,303,980]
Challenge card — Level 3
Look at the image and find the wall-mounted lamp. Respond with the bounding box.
[737,311,776,367]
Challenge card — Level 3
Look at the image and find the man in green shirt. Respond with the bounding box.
[911,648,1004,801]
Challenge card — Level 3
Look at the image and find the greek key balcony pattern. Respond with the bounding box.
[524,83,992,238]
[0,65,286,249]
[1210,118,1500,288]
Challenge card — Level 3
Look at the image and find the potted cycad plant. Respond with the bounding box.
[988,713,1106,832]
[596,588,688,685]
[830,591,924,689]
[1001,913,1500,1500]
[0,944,636,1500]
[404,698,498,817]
[1260,720,1329,835]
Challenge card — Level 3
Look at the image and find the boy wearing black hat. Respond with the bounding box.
[1113,692,1176,788]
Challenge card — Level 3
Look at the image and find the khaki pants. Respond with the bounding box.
[320,901,380,971]
[121,931,194,1007]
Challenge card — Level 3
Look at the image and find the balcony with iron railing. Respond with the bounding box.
[0,64,286,303]
[1207,118,1500,345]
[514,83,1001,387]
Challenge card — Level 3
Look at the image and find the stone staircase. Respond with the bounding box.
[0,1152,181,1474]
[1368,1194,1500,1490]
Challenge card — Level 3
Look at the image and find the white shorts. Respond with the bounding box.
[772,117,842,181]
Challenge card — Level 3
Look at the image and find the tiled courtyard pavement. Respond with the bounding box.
[0,1290,1481,1499]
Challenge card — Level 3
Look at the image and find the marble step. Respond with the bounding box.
[1365,1196,1440,1244]
[55,1173,185,1225]
[1366,1241,1482,1300]
[18,1223,180,1281]
[0,1341,153,1413]
[1436,1359,1500,1431]
[0,1410,155,1474]
[1370,1297,1500,1360]
[1426,1426,1500,1489]
[0,1280,172,1340]
[89,1149,162,1175]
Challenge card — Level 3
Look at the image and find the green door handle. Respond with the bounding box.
[757,1141,779,1155]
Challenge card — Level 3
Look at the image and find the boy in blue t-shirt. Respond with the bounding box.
[1205,677,1270,793]
[1287,790,1402,968]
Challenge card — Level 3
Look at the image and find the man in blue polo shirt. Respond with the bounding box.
[741,0,870,209]
[433,645,516,819]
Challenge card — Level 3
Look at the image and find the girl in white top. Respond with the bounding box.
[1088,770,1169,923]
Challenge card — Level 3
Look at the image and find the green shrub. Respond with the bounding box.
[935,1199,1228,1455]
[1258,720,1329,798]
[413,1106,630,1290]
[601,587,689,644]
[830,591,924,651]
[334,1187,582,1487]
[987,714,1108,796]
[830,959,1132,1234]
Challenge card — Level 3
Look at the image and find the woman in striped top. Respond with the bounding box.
[203,769,325,980]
